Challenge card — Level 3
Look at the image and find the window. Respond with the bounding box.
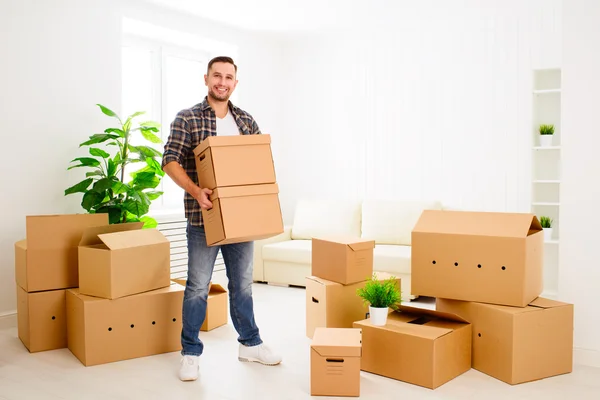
[121,18,238,213]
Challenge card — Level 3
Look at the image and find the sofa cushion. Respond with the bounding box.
[291,199,362,240]
[262,240,312,264]
[361,199,442,245]
[373,244,412,274]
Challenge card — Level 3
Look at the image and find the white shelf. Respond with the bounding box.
[533,146,561,150]
[532,202,560,206]
[533,89,561,94]
[533,180,560,184]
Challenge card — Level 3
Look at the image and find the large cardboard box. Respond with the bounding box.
[15,214,108,292]
[411,210,544,307]
[202,183,283,246]
[311,327,362,397]
[193,134,276,190]
[436,297,574,385]
[311,237,375,285]
[353,306,471,389]
[66,283,184,366]
[172,278,228,331]
[305,274,400,339]
[16,285,67,352]
[78,222,171,299]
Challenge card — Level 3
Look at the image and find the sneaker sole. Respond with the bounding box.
[238,357,281,366]
[179,375,198,382]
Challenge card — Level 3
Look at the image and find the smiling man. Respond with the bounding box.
[161,56,282,382]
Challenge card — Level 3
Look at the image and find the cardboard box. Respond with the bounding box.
[78,222,171,299]
[16,285,67,352]
[411,210,544,307]
[15,214,108,292]
[311,327,362,397]
[353,306,471,389]
[66,283,184,366]
[436,297,574,385]
[311,237,375,285]
[202,183,283,246]
[193,134,276,190]
[172,278,228,331]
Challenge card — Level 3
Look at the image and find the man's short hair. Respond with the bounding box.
[207,56,237,74]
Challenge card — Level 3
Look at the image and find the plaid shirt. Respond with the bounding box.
[161,96,261,226]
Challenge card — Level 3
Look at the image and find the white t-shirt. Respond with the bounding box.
[216,110,240,136]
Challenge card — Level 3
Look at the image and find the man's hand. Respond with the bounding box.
[163,161,213,210]
[192,186,213,210]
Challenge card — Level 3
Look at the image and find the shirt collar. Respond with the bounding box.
[200,96,240,116]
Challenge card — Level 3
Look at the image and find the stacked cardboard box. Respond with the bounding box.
[411,209,574,385]
[192,134,284,246]
[14,214,108,353]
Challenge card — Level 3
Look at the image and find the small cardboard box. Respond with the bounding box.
[311,327,362,397]
[411,210,544,307]
[202,183,284,246]
[172,278,228,331]
[193,134,276,190]
[311,237,375,285]
[66,283,184,367]
[15,214,108,292]
[305,274,400,339]
[353,306,472,389]
[436,297,574,385]
[16,285,67,353]
[78,222,171,299]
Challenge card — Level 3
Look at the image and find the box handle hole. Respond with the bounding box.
[326,358,344,363]
[199,154,206,161]
[152,321,156,325]
[502,266,506,271]
[173,318,177,322]
[51,316,56,320]
[432,260,436,265]
[454,262,459,266]
[478,264,482,269]
[312,297,319,304]
[478,333,482,337]
[130,324,135,328]
[108,327,112,332]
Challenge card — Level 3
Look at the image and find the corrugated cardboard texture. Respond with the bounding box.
[436,298,574,385]
[411,209,543,307]
[171,278,228,332]
[311,328,362,397]
[311,238,375,285]
[17,286,67,352]
[193,134,276,190]
[78,224,171,299]
[202,183,283,246]
[66,283,184,367]
[15,214,108,292]
[353,307,471,389]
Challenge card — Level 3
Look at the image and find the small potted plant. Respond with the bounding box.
[540,216,553,241]
[356,274,401,326]
[539,124,554,147]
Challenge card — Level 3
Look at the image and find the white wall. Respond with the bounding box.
[0,0,283,316]
[560,0,600,368]
[276,0,562,224]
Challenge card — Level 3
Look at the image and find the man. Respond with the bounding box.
[162,56,282,382]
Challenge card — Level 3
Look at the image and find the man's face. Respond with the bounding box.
[205,62,237,102]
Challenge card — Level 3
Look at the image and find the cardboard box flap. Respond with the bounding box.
[97,228,168,250]
[312,328,362,357]
[413,210,542,238]
[348,240,376,251]
[210,184,279,200]
[26,214,108,249]
[355,317,454,340]
[306,276,338,287]
[79,222,143,246]
[395,305,470,324]
[529,297,570,309]
[193,134,271,156]
[208,283,227,295]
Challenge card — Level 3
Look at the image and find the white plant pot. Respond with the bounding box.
[369,306,389,326]
[539,135,553,147]
[543,227,553,241]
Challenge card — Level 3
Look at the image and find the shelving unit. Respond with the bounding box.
[531,68,561,298]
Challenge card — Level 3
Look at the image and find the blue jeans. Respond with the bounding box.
[181,223,262,356]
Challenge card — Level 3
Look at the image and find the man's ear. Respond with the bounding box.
[204,74,208,86]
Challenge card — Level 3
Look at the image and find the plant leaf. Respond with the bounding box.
[134,146,162,158]
[123,199,149,217]
[79,133,120,147]
[92,178,113,193]
[89,148,110,158]
[96,206,123,224]
[129,111,146,119]
[81,191,105,211]
[68,157,101,169]
[145,191,163,200]
[139,121,161,129]
[145,157,165,176]
[97,104,118,118]
[107,159,116,177]
[133,172,160,190]
[64,178,93,195]
[140,129,162,144]
[105,128,125,138]
[112,180,128,195]
[140,216,158,229]
[86,171,104,177]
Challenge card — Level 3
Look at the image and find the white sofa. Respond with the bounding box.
[252,198,442,301]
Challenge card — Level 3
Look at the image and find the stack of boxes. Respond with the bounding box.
[192,134,284,246]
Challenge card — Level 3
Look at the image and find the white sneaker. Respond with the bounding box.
[179,355,200,381]
[238,343,282,366]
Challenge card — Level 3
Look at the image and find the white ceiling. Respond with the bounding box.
[143,0,378,32]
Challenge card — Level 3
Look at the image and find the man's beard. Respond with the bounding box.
[208,88,230,102]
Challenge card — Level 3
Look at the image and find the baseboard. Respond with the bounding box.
[574,347,600,368]
[0,310,16,318]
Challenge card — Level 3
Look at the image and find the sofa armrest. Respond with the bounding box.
[252,225,293,281]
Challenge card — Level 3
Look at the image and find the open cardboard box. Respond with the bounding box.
[437,297,574,385]
[311,237,375,285]
[411,210,544,307]
[353,305,471,389]
[78,222,171,299]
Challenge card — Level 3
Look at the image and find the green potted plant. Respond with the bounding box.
[540,216,554,241]
[539,124,554,147]
[356,274,402,326]
[64,104,164,228]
